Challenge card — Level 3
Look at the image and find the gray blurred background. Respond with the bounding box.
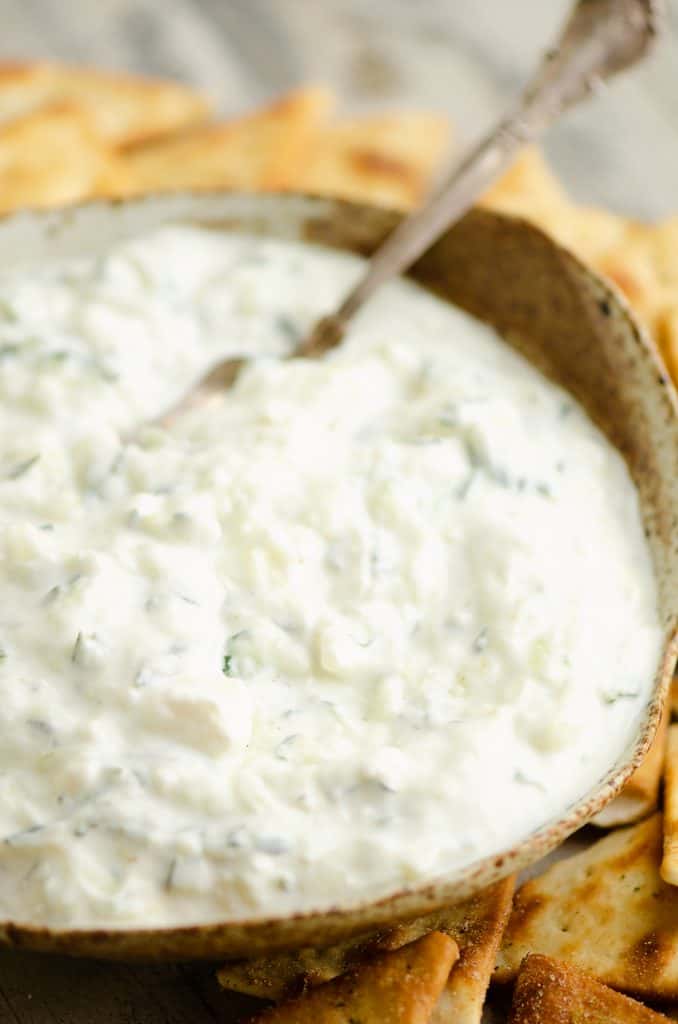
[0,0,676,217]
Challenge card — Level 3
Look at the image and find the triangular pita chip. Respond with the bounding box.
[103,87,333,198]
[246,931,458,1024]
[661,724,678,886]
[0,61,210,144]
[482,147,678,375]
[509,954,672,1024]
[592,700,669,827]
[482,148,569,227]
[430,876,515,1024]
[218,879,513,1004]
[0,102,115,215]
[496,814,678,999]
[296,111,451,210]
[482,147,628,267]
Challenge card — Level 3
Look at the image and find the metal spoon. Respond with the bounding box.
[152,0,662,428]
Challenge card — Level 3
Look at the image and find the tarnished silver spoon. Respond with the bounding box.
[152,0,662,428]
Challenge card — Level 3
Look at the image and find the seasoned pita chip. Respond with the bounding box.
[246,931,458,1024]
[0,102,116,215]
[657,308,678,400]
[218,879,513,1004]
[482,147,678,386]
[509,954,672,1024]
[593,701,669,828]
[0,61,209,144]
[482,147,569,226]
[430,877,515,1024]
[496,814,678,999]
[296,111,451,210]
[104,86,333,197]
[483,148,633,268]
[661,725,678,886]
[218,909,449,1000]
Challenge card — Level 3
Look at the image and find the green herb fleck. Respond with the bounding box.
[7,454,40,480]
[71,632,84,664]
[514,770,545,791]
[222,631,247,676]
[472,628,488,654]
[164,857,177,890]
[602,690,640,704]
[275,315,300,345]
[0,299,17,322]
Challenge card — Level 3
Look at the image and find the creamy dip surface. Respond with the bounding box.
[0,226,662,929]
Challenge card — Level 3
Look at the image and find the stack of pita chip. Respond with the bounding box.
[0,62,451,215]
[0,61,676,1023]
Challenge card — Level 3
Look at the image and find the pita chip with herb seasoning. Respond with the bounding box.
[496,814,678,1000]
[245,931,458,1024]
[296,110,451,210]
[508,955,673,1024]
[103,87,334,198]
[593,701,669,828]
[218,878,513,1021]
[661,724,678,886]
[0,60,210,144]
[0,102,117,214]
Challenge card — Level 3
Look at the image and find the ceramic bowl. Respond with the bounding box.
[0,192,675,959]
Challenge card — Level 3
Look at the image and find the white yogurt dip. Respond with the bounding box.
[0,226,661,928]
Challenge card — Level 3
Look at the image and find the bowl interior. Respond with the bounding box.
[0,192,675,959]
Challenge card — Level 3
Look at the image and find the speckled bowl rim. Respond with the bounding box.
[0,191,675,960]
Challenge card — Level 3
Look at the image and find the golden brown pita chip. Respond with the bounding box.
[0,61,209,144]
[509,954,672,1024]
[661,724,678,886]
[482,147,678,387]
[104,86,333,197]
[593,701,669,828]
[496,814,678,999]
[657,309,678,402]
[217,909,448,1000]
[482,148,569,227]
[246,931,458,1024]
[0,102,116,215]
[296,111,451,210]
[218,879,513,1004]
[430,876,515,1024]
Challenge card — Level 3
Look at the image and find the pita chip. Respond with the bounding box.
[481,147,570,228]
[593,701,669,828]
[481,148,676,355]
[246,930,458,1024]
[430,876,515,1024]
[104,86,333,197]
[661,724,678,886]
[481,147,628,265]
[218,908,450,1000]
[0,102,115,215]
[218,879,513,1005]
[0,61,209,144]
[509,955,672,1024]
[296,110,451,210]
[496,814,678,999]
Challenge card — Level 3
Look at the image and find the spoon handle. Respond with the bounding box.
[301,0,662,358]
